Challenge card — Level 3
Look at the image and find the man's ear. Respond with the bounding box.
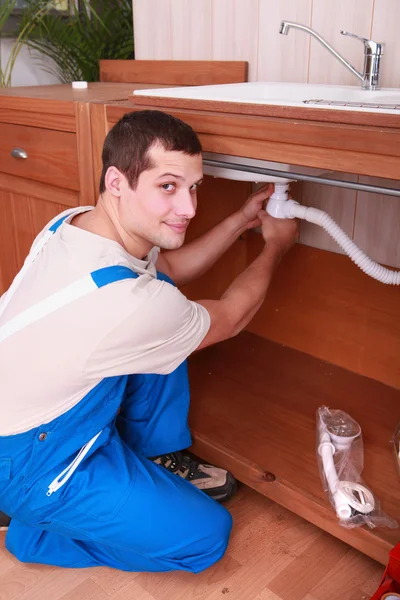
[104,167,125,197]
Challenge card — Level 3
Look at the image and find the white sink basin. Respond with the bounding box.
[134,82,400,114]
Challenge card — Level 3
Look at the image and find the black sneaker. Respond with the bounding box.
[0,511,10,531]
[152,451,237,502]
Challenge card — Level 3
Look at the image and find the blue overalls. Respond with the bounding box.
[0,212,232,573]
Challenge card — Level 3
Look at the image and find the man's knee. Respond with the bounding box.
[216,504,233,542]
[183,501,233,573]
[209,503,233,555]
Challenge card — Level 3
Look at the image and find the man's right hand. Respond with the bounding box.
[258,208,299,257]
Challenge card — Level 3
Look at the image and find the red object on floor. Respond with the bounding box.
[370,545,400,599]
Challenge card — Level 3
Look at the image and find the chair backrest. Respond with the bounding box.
[99,60,248,86]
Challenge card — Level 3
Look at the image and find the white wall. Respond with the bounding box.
[0,39,60,87]
[133,0,400,269]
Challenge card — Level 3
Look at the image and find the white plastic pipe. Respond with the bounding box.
[318,432,353,520]
[318,430,375,518]
[267,188,400,285]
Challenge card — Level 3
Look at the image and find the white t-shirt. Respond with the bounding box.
[0,207,210,435]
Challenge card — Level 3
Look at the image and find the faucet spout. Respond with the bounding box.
[279,22,290,35]
[279,21,364,84]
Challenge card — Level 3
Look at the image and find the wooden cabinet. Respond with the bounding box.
[0,181,73,292]
[0,123,79,190]
[0,98,77,294]
[94,97,400,565]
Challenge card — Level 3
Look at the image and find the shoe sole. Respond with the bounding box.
[205,472,238,503]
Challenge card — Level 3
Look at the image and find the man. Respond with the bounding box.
[0,110,297,573]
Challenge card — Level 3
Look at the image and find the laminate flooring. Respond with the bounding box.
[0,485,384,600]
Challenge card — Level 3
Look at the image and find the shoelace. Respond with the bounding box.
[159,452,201,480]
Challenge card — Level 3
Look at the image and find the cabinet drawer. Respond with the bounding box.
[0,123,79,191]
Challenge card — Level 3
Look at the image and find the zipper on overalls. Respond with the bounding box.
[46,430,103,496]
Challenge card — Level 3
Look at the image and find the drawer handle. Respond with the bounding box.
[11,147,28,160]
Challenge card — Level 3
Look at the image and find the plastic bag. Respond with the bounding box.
[316,406,398,529]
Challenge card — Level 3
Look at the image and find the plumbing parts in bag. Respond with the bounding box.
[316,406,397,529]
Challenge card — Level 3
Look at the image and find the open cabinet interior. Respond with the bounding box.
[180,175,400,566]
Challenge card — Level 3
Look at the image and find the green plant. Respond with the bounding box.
[19,0,134,83]
[0,0,16,32]
[0,0,53,87]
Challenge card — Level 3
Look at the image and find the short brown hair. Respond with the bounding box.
[99,110,202,194]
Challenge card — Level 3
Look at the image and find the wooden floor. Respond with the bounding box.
[0,485,384,600]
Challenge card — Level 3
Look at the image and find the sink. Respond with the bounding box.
[134,82,400,114]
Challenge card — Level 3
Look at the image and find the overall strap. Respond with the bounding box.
[0,266,138,344]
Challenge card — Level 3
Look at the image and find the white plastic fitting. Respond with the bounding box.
[266,183,292,218]
[318,428,375,519]
[266,187,400,285]
[318,431,353,520]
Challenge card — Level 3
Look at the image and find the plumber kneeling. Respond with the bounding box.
[0,110,298,573]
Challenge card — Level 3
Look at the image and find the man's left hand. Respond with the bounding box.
[237,183,274,230]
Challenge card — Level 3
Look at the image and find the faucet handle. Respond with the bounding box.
[341,31,369,43]
[340,30,384,55]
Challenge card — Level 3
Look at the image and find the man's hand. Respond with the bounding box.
[258,207,299,257]
[236,183,274,230]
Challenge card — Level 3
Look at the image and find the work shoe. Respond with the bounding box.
[152,451,237,502]
[0,511,10,531]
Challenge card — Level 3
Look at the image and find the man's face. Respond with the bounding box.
[118,145,203,251]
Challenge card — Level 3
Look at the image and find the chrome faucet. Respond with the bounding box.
[279,21,384,90]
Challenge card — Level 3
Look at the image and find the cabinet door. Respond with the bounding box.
[0,189,71,295]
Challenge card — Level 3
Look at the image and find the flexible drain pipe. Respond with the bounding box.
[267,183,400,285]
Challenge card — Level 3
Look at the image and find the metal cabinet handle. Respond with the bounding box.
[11,147,28,159]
